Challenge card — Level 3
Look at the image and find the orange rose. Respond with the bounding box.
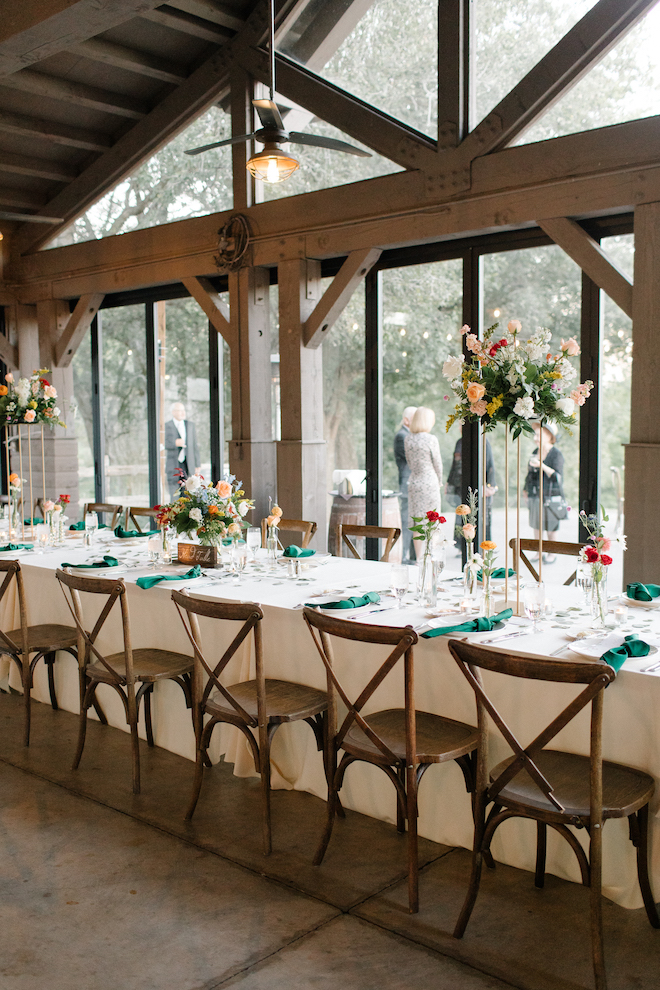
[266,514,279,527]
[480,540,497,551]
[9,473,18,483]
[272,504,283,517]
[465,382,486,404]
[208,505,220,515]
[216,480,232,498]
[0,385,7,396]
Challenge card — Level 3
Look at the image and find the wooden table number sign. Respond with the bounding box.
[177,543,218,567]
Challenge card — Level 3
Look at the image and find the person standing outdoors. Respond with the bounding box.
[394,406,417,562]
[524,420,564,562]
[404,406,443,560]
[164,402,201,499]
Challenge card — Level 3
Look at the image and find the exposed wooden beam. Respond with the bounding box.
[71,38,187,85]
[460,0,657,160]
[140,5,233,44]
[437,0,472,149]
[168,0,245,33]
[282,0,374,73]
[53,292,104,366]
[303,247,381,348]
[0,109,111,151]
[0,1,164,76]
[0,188,46,211]
[181,275,236,348]
[239,49,439,171]
[0,70,148,120]
[538,216,633,318]
[0,149,77,183]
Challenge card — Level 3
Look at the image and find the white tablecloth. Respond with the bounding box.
[2,534,659,910]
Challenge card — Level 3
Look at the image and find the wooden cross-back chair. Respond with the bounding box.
[124,506,159,532]
[56,569,193,794]
[260,517,317,550]
[83,502,123,528]
[0,559,78,745]
[448,639,659,990]
[510,538,582,585]
[172,591,327,854]
[303,607,479,913]
[336,524,401,562]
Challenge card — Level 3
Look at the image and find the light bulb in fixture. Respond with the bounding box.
[246,143,299,183]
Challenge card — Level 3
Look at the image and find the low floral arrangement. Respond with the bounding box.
[443,321,593,439]
[0,370,64,428]
[155,475,253,546]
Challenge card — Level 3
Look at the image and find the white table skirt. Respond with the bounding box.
[2,537,659,910]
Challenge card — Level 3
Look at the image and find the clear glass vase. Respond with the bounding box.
[417,549,436,608]
[267,525,279,570]
[591,563,608,626]
[463,541,477,598]
[481,572,494,618]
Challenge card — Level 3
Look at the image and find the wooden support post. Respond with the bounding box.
[624,201,660,583]
[277,258,326,550]
[230,65,255,211]
[226,266,275,522]
[437,0,472,149]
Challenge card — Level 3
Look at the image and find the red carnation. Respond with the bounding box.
[489,345,498,356]
[498,338,508,347]
[58,494,71,504]
[439,516,446,524]
[600,554,613,566]
[584,546,599,563]
[426,510,440,522]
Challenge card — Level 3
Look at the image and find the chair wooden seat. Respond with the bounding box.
[6,623,77,654]
[344,709,479,765]
[86,648,194,685]
[491,751,655,822]
[207,678,327,723]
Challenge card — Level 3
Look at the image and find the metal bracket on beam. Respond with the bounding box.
[425,164,471,198]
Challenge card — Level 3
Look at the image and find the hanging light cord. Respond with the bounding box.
[214,214,251,271]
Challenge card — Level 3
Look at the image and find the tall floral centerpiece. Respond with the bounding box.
[456,489,478,597]
[410,509,446,606]
[156,476,253,547]
[579,507,622,625]
[0,370,65,429]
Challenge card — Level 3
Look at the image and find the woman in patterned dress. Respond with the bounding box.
[404,407,443,560]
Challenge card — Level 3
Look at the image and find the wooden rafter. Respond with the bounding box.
[0,109,111,152]
[181,276,236,349]
[71,38,187,85]
[54,293,104,367]
[0,1,164,76]
[538,217,633,318]
[303,248,382,348]
[0,150,77,184]
[0,70,149,120]
[140,6,234,44]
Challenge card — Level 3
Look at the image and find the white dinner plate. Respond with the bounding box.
[619,594,660,609]
[0,548,33,555]
[65,564,126,576]
[569,631,658,659]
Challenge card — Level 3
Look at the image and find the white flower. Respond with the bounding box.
[524,342,545,363]
[237,500,250,517]
[555,397,575,417]
[506,366,522,387]
[556,357,577,382]
[185,474,202,492]
[513,396,535,419]
[189,507,203,524]
[44,385,57,399]
[14,378,30,406]
[442,354,464,380]
[52,406,60,417]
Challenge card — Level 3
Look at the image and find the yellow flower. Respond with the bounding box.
[549,371,562,379]
[456,504,470,516]
[28,400,37,409]
[486,394,503,417]
[480,540,497,551]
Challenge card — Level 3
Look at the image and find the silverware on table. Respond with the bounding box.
[480,630,529,645]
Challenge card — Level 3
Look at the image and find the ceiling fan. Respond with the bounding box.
[184,0,371,182]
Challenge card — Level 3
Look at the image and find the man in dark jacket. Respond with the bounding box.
[165,402,201,498]
[394,406,417,562]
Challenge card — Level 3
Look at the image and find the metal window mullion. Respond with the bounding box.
[209,321,224,482]
[461,248,483,560]
[365,269,382,559]
[145,302,160,508]
[91,314,105,503]
[579,271,601,541]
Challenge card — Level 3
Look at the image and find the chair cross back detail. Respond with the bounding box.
[337,524,401,562]
[0,561,29,656]
[305,609,415,766]
[453,644,613,815]
[510,538,581,585]
[57,572,133,688]
[173,594,262,727]
[260,517,316,549]
[125,506,159,532]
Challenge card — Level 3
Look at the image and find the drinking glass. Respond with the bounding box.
[432,545,446,592]
[35,523,49,553]
[147,536,160,568]
[524,582,546,633]
[246,526,261,562]
[390,564,408,608]
[576,560,593,608]
[84,511,98,547]
[233,543,248,584]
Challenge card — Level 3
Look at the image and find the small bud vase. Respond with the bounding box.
[591,562,608,626]
[481,572,494,618]
[463,541,477,598]
[267,525,279,570]
[417,547,436,608]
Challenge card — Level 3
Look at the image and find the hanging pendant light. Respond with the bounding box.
[246,143,299,183]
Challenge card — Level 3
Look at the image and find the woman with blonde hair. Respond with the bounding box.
[404,407,443,559]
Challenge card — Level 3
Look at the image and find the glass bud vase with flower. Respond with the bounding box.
[456,489,479,598]
[410,509,447,608]
[43,497,56,543]
[579,508,618,626]
[265,504,283,569]
[479,540,498,618]
[8,473,22,537]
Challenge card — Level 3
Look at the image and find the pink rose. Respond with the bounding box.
[43,499,55,512]
[216,480,232,498]
[507,320,521,333]
[44,385,57,399]
[570,389,587,406]
[465,334,481,354]
[465,382,486,403]
[5,373,13,384]
[462,523,476,540]
[460,324,471,335]
[470,399,488,417]
[561,337,580,356]
[24,409,36,422]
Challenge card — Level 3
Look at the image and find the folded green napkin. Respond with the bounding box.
[136,565,201,590]
[601,634,650,672]
[61,555,119,569]
[114,525,159,539]
[421,607,513,639]
[626,582,660,602]
[23,517,43,525]
[477,567,515,581]
[68,521,109,531]
[283,545,315,558]
[306,592,380,610]
[0,543,33,551]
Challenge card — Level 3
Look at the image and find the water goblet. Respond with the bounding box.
[233,543,248,584]
[390,564,408,609]
[524,582,546,633]
[576,561,593,608]
[147,536,160,569]
[432,545,446,592]
[84,511,98,547]
[246,526,261,563]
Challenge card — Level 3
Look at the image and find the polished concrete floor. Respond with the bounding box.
[1,691,658,989]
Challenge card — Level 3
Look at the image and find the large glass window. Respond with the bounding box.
[71,330,94,513]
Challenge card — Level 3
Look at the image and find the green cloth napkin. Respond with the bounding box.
[306,591,380,610]
[114,525,159,539]
[626,582,660,602]
[68,521,109,530]
[477,567,515,581]
[23,517,43,525]
[601,634,650,672]
[283,545,315,558]
[421,607,513,639]
[136,565,201,590]
[61,555,119,569]
[0,543,33,551]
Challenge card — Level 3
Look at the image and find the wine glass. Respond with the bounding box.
[147,536,160,569]
[84,511,98,547]
[432,545,446,592]
[524,582,546,633]
[390,564,408,609]
[246,526,261,563]
[576,561,593,608]
[233,544,248,584]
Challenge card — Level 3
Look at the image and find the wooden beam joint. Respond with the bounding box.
[303,247,382,348]
[54,292,104,366]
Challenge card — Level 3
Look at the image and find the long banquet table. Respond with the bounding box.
[2,531,659,911]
